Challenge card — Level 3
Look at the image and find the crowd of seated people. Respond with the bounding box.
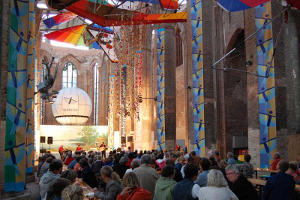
[37,148,300,200]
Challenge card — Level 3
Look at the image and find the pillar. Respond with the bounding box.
[164,25,176,151]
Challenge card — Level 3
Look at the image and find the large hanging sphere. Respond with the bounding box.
[52,88,92,125]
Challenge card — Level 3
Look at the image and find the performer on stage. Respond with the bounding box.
[100,142,107,159]
[75,144,82,153]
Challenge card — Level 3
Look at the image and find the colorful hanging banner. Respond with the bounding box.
[157,28,166,151]
[5,0,36,192]
[255,2,277,168]
[217,0,270,12]
[108,74,115,148]
[26,0,36,175]
[191,0,205,156]
[43,12,77,29]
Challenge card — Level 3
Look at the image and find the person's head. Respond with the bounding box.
[178,156,186,165]
[79,158,88,168]
[214,151,220,158]
[122,172,140,188]
[141,154,152,165]
[278,160,289,172]
[49,159,63,174]
[61,169,77,183]
[46,156,54,163]
[61,184,83,200]
[225,164,240,183]
[184,163,199,181]
[119,157,128,166]
[190,151,196,157]
[209,156,218,166]
[227,152,234,159]
[220,159,227,169]
[131,159,140,169]
[273,152,280,159]
[48,178,71,199]
[157,154,164,160]
[161,165,175,178]
[101,166,120,184]
[165,159,175,167]
[187,156,194,164]
[244,154,251,163]
[67,151,72,157]
[207,169,228,188]
[287,161,298,175]
[200,158,211,171]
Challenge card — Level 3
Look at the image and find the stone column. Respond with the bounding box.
[245,9,260,168]
[164,25,176,151]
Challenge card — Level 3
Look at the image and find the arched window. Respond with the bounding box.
[93,63,100,125]
[62,62,77,88]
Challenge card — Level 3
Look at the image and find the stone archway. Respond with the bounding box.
[223,28,248,154]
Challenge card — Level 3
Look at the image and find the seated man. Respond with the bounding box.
[226,164,258,200]
[263,160,295,200]
[39,159,63,200]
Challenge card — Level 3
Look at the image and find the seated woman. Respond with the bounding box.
[95,166,123,200]
[192,169,238,200]
[117,172,151,200]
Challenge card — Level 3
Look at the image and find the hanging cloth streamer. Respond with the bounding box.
[216,0,270,12]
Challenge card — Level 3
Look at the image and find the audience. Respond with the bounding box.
[39,159,63,200]
[270,152,281,170]
[193,169,238,200]
[125,158,140,174]
[95,166,123,200]
[225,164,258,200]
[263,160,295,200]
[36,148,299,200]
[237,154,254,178]
[227,152,236,165]
[134,154,160,198]
[117,172,151,200]
[195,158,211,187]
[47,178,71,200]
[154,165,177,200]
[174,163,200,200]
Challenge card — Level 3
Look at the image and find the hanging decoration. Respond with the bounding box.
[108,75,115,149]
[216,0,270,12]
[255,2,277,168]
[43,12,77,29]
[46,0,187,27]
[44,24,118,63]
[191,0,205,156]
[120,65,127,146]
[118,0,179,10]
[157,28,166,151]
[5,0,36,192]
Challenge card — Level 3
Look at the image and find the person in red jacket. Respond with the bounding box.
[64,151,74,165]
[75,144,82,152]
[117,172,151,200]
[270,152,281,170]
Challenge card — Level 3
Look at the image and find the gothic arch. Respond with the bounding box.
[59,54,81,74]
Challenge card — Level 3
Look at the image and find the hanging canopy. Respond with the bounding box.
[43,12,77,29]
[45,24,87,45]
[46,0,186,26]
[217,0,270,12]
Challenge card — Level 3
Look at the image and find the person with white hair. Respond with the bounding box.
[226,164,258,200]
[133,154,159,199]
[192,169,238,200]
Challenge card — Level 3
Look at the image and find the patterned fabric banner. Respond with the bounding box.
[157,28,166,151]
[191,0,205,156]
[26,0,36,175]
[255,2,277,168]
[5,0,36,192]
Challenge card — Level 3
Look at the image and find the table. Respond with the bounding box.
[254,168,279,178]
[75,178,97,200]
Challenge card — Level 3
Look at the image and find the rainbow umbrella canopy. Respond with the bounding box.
[217,0,270,12]
[45,24,87,46]
[44,24,118,62]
